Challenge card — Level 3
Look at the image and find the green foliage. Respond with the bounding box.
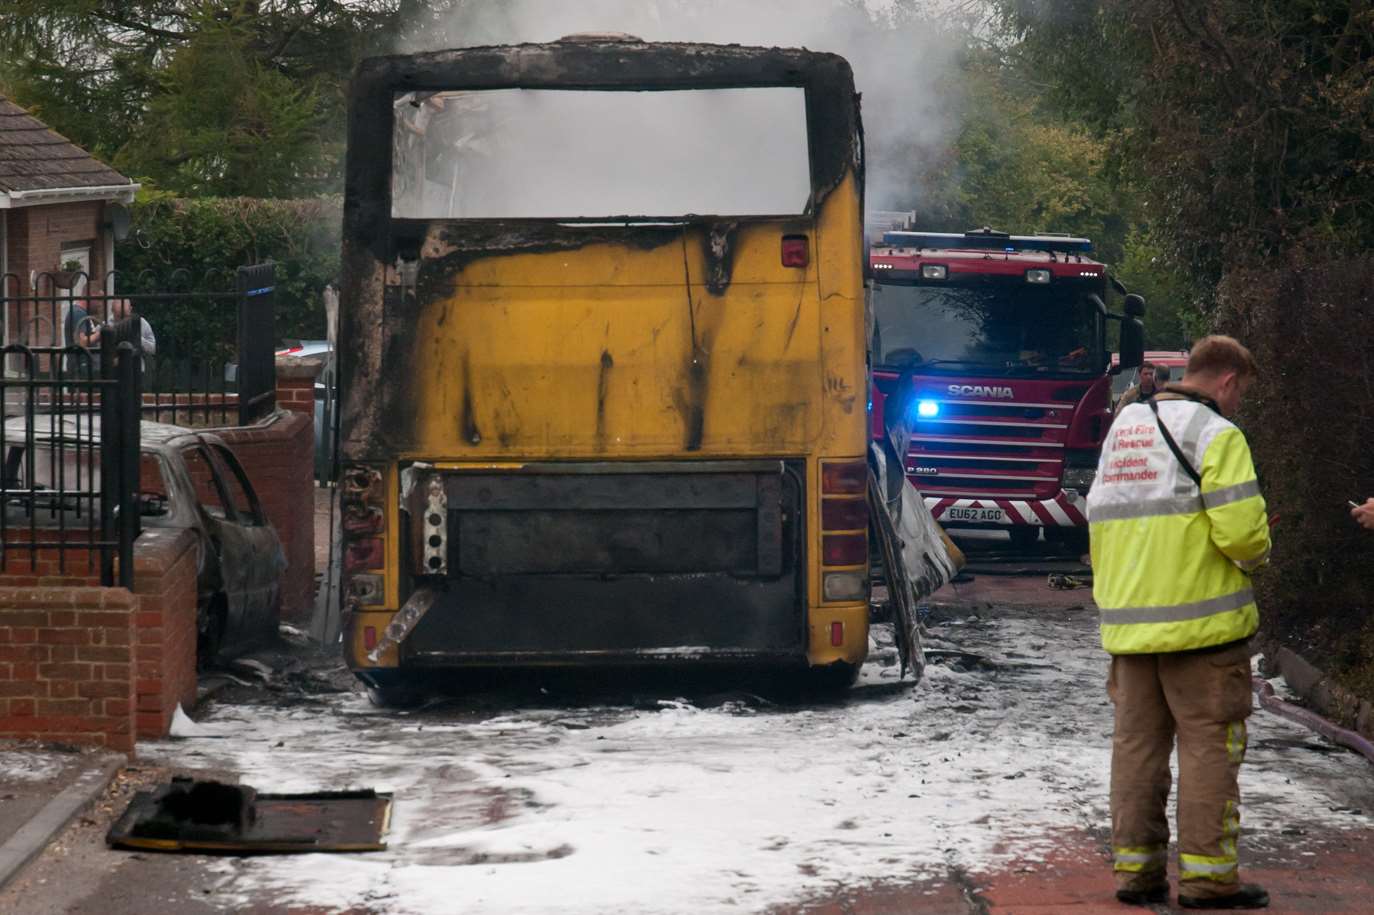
[0,1,408,196]
[917,60,1133,263]
[990,1,1374,689]
[117,15,330,196]
[1213,255,1374,691]
[115,192,341,358]
[1114,227,1206,351]
[987,0,1374,286]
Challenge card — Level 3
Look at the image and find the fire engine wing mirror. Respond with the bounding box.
[1117,294,1147,372]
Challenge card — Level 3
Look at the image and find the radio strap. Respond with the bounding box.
[1147,398,1202,488]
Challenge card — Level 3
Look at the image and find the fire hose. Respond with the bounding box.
[1252,677,1374,765]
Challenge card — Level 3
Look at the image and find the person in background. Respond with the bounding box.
[79,298,156,372]
[1114,360,1161,416]
[1352,498,1374,530]
[1088,335,1271,910]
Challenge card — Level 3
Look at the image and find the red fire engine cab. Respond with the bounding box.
[868,227,1144,550]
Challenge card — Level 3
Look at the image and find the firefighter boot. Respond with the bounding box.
[1178,884,1269,909]
[1116,886,1169,906]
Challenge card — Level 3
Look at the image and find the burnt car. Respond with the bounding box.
[0,417,285,664]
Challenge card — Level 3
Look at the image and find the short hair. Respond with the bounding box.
[1155,365,1172,383]
[1140,360,1157,371]
[1186,335,1256,380]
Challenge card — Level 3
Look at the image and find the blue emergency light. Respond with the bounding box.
[916,399,940,418]
[881,230,1094,256]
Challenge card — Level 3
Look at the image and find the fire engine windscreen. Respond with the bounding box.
[390,89,812,219]
[870,280,1102,375]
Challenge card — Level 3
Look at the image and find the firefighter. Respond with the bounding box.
[1087,335,1271,910]
[1114,360,1161,416]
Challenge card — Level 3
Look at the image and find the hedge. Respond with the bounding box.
[1214,255,1374,700]
[114,193,341,357]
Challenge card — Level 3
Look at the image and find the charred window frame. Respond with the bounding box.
[343,43,864,255]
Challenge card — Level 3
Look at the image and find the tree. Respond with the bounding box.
[987,0,1374,283]
[0,1,414,195]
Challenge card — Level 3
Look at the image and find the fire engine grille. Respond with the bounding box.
[905,398,1074,501]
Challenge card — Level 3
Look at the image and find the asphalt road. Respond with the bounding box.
[2,583,1371,914]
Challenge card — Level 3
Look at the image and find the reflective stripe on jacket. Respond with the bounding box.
[1087,394,1270,654]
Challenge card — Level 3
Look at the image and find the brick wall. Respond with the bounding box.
[130,528,198,739]
[0,534,105,589]
[0,530,200,746]
[0,586,137,752]
[206,410,315,621]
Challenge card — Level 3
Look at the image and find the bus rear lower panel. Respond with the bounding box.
[396,460,806,667]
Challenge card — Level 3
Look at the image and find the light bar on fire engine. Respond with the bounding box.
[881,230,1094,255]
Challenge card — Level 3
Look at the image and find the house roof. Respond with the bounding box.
[0,96,136,203]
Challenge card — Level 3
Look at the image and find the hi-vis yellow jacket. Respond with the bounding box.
[1087,392,1270,654]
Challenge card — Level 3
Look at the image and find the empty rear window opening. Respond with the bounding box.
[391,88,813,220]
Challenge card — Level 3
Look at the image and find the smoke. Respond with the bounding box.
[392,0,968,215]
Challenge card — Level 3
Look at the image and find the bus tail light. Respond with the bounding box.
[340,463,387,609]
[822,497,867,531]
[781,235,810,268]
[830,621,844,646]
[345,538,385,573]
[822,533,867,566]
[363,626,378,651]
[821,460,867,495]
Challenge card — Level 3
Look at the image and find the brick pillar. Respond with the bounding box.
[275,354,326,417]
[131,528,200,739]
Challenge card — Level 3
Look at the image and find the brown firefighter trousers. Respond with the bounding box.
[1108,638,1254,899]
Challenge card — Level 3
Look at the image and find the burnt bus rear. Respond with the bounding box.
[335,40,871,686]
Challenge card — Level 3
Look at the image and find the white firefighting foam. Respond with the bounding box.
[140,612,1374,914]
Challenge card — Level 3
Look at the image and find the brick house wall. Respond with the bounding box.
[4,202,110,347]
[4,202,108,283]
[0,586,137,752]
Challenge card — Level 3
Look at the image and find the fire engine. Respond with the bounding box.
[868,226,1144,550]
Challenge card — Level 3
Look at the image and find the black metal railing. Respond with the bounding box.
[0,334,141,588]
[0,264,276,429]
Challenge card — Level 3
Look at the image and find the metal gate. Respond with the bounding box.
[0,328,142,588]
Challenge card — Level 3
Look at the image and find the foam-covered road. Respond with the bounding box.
[3,583,1371,914]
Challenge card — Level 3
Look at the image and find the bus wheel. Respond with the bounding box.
[806,662,859,695]
[366,684,425,709]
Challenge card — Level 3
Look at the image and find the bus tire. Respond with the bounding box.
[806,662,859,694]
[366,683,425,709]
